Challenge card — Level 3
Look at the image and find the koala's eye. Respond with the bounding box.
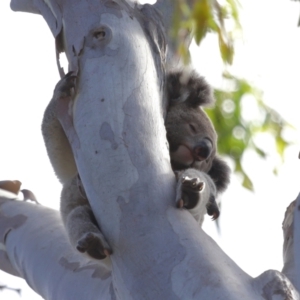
[94,30,106,40]
[189,124,197,133]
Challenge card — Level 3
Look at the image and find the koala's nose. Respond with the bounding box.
[193,138,213,161]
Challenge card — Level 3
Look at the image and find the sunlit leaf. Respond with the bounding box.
[276,136,288,158]
[242,173,254,190]
[192,1,211,43]
[212,73,292,190]
[218,32,234,64]
[253,146,267,158]
[172,0,240,64]
[226,0,241,25]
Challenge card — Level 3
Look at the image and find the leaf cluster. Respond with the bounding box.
[172,0,293,190]
[206,73,291,190]
[172,0,240,64]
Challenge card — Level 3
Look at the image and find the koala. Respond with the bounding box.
[42,73,111,259]
[42,70,229,260]
[166,70,230,221]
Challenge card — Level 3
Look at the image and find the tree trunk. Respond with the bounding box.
[282,193,300,291]
[1,0,298,299]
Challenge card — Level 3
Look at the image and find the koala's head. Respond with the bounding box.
[166,104,217,172]
[165,71,216,171]
[165,70,230,193]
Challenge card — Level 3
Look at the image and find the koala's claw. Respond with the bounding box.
[76,232,112,260]
[206,195,220,221]
[54,71,77,98]
[176,176,205,210]
[182,176,204,191]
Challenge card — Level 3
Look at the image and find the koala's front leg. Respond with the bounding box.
[61,176,112,259]
[175,169,219,225]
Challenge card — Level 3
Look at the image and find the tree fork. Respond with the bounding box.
[1,0,298,299]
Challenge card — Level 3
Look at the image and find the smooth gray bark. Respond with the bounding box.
[295,194,300,291]
[283,199,296,284]
[0,196,114,300]
[282,193,300,291]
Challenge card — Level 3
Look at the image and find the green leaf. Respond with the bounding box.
[253,146,267,158]
[242,173,254,191]
[172,1,292,191]
[192,0,211,44]
[172,0,240,64]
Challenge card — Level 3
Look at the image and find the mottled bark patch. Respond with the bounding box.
[59,257,111,280]
[0,250,20,276]
[0,211,28,244]
[100,122,118,150]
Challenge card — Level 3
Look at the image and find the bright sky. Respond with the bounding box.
[1,0,300,299]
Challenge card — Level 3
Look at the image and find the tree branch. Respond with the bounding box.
[0,197,114,300]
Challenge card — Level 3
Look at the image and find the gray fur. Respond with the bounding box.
[42,69,230,260]
[166,70,230,193]
[175,169,218,226]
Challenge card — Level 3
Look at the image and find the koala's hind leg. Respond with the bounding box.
[67,205,112,260]
[175,169,219,226]
[61,176,112,259]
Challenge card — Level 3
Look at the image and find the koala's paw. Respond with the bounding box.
[76,232,112,260]
[176,175,204,210]
[54,71,77,99]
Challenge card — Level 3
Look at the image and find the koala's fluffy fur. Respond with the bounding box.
[166,70,230,194]
[175,168,219,226]
[42,70,229,259]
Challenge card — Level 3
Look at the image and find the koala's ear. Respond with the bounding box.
[208,156,230,193]
[166,71,186,105]
[185,72,215,108]
[166,70,215,108]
